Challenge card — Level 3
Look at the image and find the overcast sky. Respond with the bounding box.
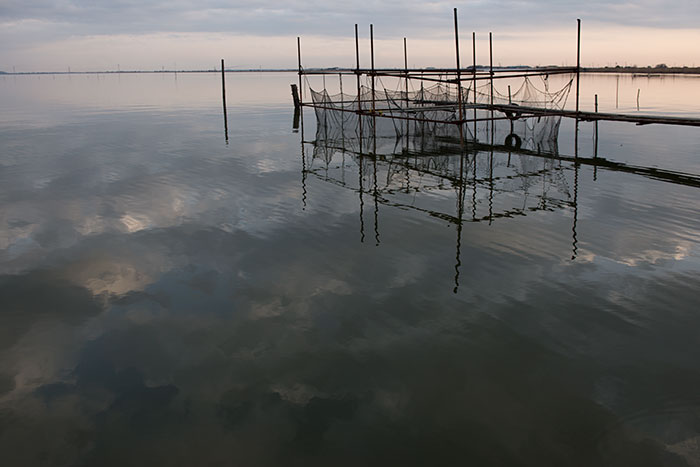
[2,1,699,71]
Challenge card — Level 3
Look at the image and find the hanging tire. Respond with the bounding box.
[505,133,522,149]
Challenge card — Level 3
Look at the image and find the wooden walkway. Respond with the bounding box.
[479,103,700,127]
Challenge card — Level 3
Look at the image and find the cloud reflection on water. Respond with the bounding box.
[0,74,699,466]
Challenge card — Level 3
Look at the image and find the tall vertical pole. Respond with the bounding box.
[575,19,581,160]
[594,93,598,180]
[575,19,581,114]
[403,37,410,152]
[370,24,376,113]
[221,59,228,142]
[297,37,303,105]
[355,23,363,142]
[489,32,494,108]
[404,37,409,107]
[454,8,463,124]
[472,32,477,141]
[355,24,362,116]
[370,24,377,156]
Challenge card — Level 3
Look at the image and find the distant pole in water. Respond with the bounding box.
[575,19,581,114]
[637,88,640,111]
[221,58,228,142]
[616,75,619,109]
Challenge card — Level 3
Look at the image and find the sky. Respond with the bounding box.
[2,0,700,72]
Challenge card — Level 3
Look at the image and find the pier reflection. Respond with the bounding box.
[302,115,580,292]
[300,102,700,292]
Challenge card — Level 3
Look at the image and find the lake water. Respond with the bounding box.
[1,72,699,466]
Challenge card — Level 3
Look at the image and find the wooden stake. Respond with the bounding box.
[290,84,300,109]
[576,19,581,114]
[221,58,228,141]
[637,88,640,111]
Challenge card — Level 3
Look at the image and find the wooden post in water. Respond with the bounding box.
[637,88,640,111]
[291,84,300,130]
[576,19,581,114]
[290,84,300,109]
[221,59,228,141]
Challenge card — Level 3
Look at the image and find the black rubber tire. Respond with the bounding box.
[504,133,522,149]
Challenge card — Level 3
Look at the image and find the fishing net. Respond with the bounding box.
[308,74,573,157]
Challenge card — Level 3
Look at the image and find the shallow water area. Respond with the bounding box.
[1,72,700,466]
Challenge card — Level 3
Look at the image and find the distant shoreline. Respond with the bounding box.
[583,66,700,75]
[3,66,700,76]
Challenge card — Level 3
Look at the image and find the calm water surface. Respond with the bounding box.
[1,72,700,466]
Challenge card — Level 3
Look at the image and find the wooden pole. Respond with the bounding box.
[489,32,494,108]
[594,93,598,180]
[297,37,303,105]
[637,88,640,111]
[404,37,409,108]
[404,36,409,152]
[290,84,300,109]
[221,58,228,141]
[575,19,581,114]
[454,8,463,123]
[355,24,362,116]
[370,24,376,113]
[472,32,477,141]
